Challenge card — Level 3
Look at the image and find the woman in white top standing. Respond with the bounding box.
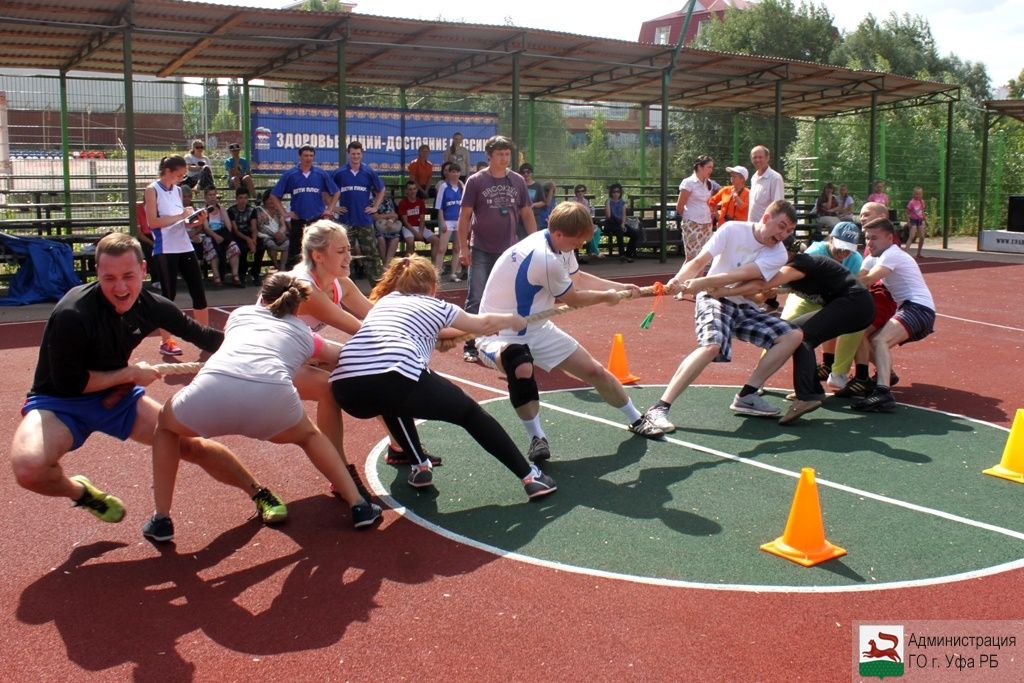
[676,155,716,262]
[144,155,211,356]
[444,133,471,182]
[144,272,381,542]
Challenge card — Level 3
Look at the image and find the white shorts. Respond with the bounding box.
[172,373,304,440]
[477,322,579,372]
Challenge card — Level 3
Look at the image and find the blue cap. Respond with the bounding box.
[830,221,860,251]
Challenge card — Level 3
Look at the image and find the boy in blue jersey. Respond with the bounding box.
[475,202,665,463]
[267,145,340,269]
[334,141,387,283]
[433,163,465,281]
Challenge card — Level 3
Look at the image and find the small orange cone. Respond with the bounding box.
[984,409,1024,483]
[761,467,846,567]
[606,333,639,384]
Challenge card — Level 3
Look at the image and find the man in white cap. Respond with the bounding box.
[224,142,255,196]
[709,165,750,225]
[748,145,785,223]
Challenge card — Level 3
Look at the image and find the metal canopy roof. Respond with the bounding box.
[0,0,958,118]
[985,99,1024,123]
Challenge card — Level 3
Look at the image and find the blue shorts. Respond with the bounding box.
[22,386,146,451]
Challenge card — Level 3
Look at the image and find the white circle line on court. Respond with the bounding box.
[367,377,1024,593]
[934,313,1024,333]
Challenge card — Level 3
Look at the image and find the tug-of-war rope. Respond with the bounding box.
[150,282,668,378]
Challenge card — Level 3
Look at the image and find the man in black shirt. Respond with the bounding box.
[9,232,285,528]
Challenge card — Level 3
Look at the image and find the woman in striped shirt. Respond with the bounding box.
[330,256,557,499]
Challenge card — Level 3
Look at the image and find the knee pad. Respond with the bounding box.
[500,344,539,408]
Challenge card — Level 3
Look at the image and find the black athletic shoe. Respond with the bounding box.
[142,514,174,542]
[523,471,558,499]
[527,436,551,463]
[351,502,382,529]
[853,387,897,413]
[835,377,874,398]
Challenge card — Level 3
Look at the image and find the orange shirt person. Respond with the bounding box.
[709,166,750,225]
[407,144,434,198]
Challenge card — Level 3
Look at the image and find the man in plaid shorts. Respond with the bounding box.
[643,200,804,434]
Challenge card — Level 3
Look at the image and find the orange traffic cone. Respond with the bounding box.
[984,409,1024,483]
[761,467,846,567]
[606,333,639,384]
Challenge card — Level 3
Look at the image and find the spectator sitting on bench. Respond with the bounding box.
[255,189,289,273]
[183,139,215,191]
[816,182,841,230]
[374,193,402,267]
[398,180,437,258]
[224,143,256,196]
[604,183,638,263]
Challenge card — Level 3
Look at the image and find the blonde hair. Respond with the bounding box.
[301,219,347,269]
[260,272,312,318]
[369,255,437,302]
[547,201,595,238]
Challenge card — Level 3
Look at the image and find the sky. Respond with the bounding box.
[205,0,1023,88]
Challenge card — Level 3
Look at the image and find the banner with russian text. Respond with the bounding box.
[250,102,497,174]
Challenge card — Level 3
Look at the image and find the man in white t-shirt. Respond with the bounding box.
[748,145,785,223]
[643,200,803,433]
[475,202,665,463]
[852,218,936,412]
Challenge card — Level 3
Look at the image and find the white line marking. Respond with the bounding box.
[374,377,1024,592]
[935,313,1024,333]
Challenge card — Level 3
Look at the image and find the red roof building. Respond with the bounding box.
[638,0,751,46]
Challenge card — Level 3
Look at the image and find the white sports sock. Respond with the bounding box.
[521,415,545,439]
[618,398,642,423]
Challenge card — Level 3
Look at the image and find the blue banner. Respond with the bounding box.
[251,102,497,174]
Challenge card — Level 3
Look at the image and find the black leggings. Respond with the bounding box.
[156,250,208,310]
[331,369,531,479]
[604,217,636,257]
[791,289,875,399]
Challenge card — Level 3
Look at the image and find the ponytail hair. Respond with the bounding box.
[159,155,187,173]
[369,255,437,302]
[260,272,312,318]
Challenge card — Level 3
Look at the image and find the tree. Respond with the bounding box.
[1006,68,1024,99]
[181,95,202,140]
[695,0,839,64]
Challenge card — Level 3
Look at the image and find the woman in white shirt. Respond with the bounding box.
[676,155,715,262]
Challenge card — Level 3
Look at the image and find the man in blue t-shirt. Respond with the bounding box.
[268,145,340,268]
[334,141,386,283]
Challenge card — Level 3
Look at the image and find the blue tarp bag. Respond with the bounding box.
[0,232,82,306]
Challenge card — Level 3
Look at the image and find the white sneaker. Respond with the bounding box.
[729,392,780,417]
[826,373,849,390]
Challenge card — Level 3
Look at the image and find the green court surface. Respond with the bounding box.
[372,386,1024,590]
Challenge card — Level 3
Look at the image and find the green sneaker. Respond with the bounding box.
[252,487,288,524]
[70,475,125,523]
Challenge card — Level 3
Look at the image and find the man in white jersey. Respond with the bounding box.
[852,217,935,412]
[475,202,665,463]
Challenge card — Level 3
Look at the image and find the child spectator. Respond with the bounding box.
[905,186,927,259]
[434,163,465,281]
[200,188,241,287]
[398,180,437,258]
[867,181,890,207]
[374,193,402,267]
